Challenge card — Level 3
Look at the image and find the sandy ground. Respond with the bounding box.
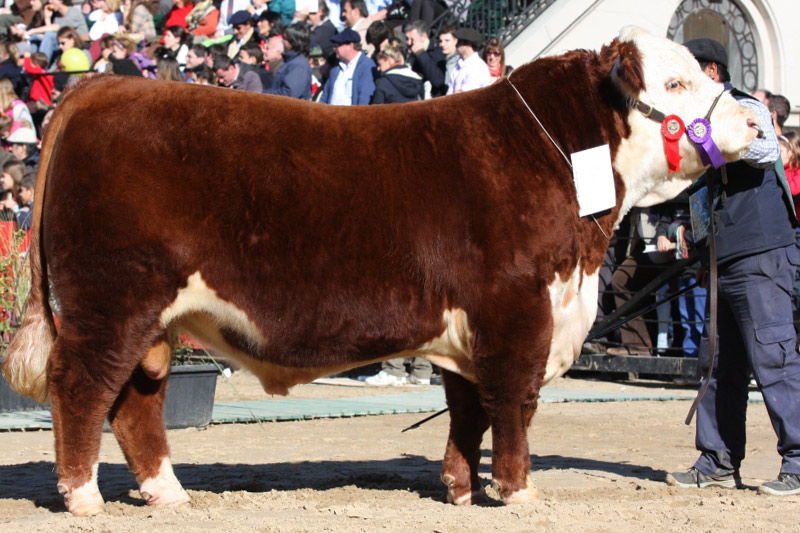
[0,372,797,532]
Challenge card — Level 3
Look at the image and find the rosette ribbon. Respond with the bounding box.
[687,117,726,169]
[661,114,685,173]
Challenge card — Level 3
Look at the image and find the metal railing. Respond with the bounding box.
[429,0,560,45]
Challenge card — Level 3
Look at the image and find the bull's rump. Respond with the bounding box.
[42,76,580,369]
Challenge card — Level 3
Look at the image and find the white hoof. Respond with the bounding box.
[58,464,104,516]
[139,457,190,508]
[492,474,539,504]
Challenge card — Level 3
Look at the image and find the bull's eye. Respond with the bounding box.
[666,79,684,91]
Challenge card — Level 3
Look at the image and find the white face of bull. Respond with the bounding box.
[611,26,758,214]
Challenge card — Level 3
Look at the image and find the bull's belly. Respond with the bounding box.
[159,272,477,395]
[542,264,599,385]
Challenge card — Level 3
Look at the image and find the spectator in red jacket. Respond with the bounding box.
[23,52,54,107]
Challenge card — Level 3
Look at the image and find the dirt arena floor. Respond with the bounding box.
[0,371,797,532]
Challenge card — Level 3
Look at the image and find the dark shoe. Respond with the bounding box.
[665,467,740,489]
[758,473,800,495]
[606,346,650,356]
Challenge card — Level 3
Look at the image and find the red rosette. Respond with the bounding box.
[661,114,685,173]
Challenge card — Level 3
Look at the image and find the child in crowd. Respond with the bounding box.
[0,160,26,223]
[23,52,55,108]
[238,42,273,90]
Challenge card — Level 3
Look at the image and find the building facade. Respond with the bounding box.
[506,0,799,125]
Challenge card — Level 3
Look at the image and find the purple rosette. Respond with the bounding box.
[687,118,726,169]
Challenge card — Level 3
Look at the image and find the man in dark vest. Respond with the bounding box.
[666,38,800,496]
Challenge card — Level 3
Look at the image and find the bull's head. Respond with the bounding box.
[605,26,759,211]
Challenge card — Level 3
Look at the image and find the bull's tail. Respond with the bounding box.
[1,107,66,404]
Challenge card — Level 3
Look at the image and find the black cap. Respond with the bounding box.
[330,28,361,45]
[229,10,252,26]
[453,28,482,49]
[683,38,728,69]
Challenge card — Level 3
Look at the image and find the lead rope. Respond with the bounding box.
[506,77,610,240]
[684,164,724,425]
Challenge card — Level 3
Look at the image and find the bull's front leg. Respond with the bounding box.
[474,312,549,504]
[440,370,490,504]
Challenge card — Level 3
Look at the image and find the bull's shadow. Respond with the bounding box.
[0,453,666,512]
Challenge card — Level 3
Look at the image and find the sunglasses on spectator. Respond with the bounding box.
[486,51,501,56]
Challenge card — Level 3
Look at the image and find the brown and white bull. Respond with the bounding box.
[3,26,758,515]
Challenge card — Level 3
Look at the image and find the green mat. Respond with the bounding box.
[0,388,765,431]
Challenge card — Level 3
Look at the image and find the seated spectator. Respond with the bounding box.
[307,0,335,59]
[256,9,284,40]
[88,0,123,42]
[482,37,512,83]
[93,34,116,72]
[319,28,376,105]
[446,27,490,94]
[341,0,371,55]
[56,26,92,68]
[265,22,312,99]
[371,43,420,104]
[0,160,26,221]
[155,24,190,67]
[185,43,205,69]
[0,41,25,97]
[365,19,399,61]
[14,170,34,230]
[308,44,327,100]
[0,79,34,139]
[264,33,284,73]
[12,0,88,66]
[121,0,156,43]
[5,124,38,170]
[161,0,194,39]
[268,0,294,26]
[203,41,227,67]
[238,41,274,91]
[213,53,262,92]
[226,10,258,60]
[185,63,215,84]
[22,51,53,108]
[155,56,183,80]
[214,0,248,37]
[185,0,218,40]
[403,19,446,98]
[109,34,145,75]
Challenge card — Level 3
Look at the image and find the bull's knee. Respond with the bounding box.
[138,457,190,508]
[58,464,105,516]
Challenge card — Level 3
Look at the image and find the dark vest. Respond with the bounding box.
[715,160,796,264]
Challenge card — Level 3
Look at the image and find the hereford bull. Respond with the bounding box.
[3,26,759,515]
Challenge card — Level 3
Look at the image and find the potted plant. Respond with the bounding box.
[1,225,218,427]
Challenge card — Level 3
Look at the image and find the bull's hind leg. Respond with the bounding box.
[48,333,142,515]
[440,370,490,505]
[108,338,189,508]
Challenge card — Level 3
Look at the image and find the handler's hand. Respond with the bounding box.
[656,235,674,253]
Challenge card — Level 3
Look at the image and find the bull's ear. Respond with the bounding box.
[602,38,645,98]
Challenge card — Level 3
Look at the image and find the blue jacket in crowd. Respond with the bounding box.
[320,53,376,106]
[266,50,312,100]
